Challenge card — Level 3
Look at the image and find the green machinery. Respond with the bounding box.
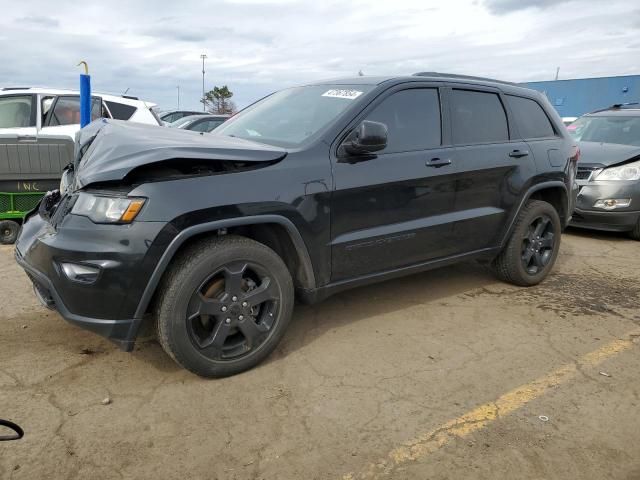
[0,191,47,244]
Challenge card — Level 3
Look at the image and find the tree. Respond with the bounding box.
[201,85,236,114]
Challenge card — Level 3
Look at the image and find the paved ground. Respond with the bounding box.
[1,229,639,480]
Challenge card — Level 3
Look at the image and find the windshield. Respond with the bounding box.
[169,117,194,128]
[0,95,33,128]
[214,85,374,147]
[567,115,640,146]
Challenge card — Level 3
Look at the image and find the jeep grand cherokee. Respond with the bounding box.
[15,73,579,377]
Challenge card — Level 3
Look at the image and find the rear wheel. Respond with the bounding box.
[493,200,561,286]
[156,235,294,378]
[0,220,19,245]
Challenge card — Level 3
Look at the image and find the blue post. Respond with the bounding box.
[78,61,91,128]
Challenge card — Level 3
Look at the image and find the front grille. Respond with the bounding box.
[576,166,600,181]
[50,194,77,228]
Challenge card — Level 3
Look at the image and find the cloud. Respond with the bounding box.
[0,0,638,110]
[15,15,59,28]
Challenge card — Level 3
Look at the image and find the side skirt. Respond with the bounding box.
[297,246,500,304]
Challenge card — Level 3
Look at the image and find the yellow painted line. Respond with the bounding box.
[343,332,639,480]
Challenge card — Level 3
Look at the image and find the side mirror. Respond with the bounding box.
[342,120,388,156]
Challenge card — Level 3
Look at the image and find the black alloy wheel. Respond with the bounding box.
[493,199,562,287]
[156,235,294,378]
[521,214,555,275]
[186,261,280,361]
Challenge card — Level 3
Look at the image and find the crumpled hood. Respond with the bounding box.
[578,141,640,167]
[73,119,287,188]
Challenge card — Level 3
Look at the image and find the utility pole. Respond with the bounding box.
[176,85,180,109]
[555,67,560,81]
[200,54,207,111]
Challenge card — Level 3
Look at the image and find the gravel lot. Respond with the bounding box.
[1,229,639,480]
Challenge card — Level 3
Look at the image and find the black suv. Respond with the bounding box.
[15,73,578,377]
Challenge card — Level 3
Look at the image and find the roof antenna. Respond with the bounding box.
[122,87,130,95]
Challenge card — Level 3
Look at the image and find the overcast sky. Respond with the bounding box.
[1,0,638,111]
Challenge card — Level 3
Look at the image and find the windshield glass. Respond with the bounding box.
[0,95,33,128]
[567,115,640,146]
[214,85,374,147]
[169,117,194,128]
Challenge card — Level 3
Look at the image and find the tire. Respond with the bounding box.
[0,220,19,245]
[493,200,562,287]
[155,235,294,378]
[629,220,640,241]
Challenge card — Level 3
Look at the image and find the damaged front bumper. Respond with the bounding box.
[570,179,640,232]
[14,194,167,351]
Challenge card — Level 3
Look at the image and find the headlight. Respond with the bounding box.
[596,159,640,181]
[71,193,146,224]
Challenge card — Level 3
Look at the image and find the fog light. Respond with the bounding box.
[61,262,100,284]
[593,198,632,210]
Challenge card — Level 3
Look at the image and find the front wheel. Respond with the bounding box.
[156,235,294,378]
[493,200,561,287]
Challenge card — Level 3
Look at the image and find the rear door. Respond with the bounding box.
[447,86,535,252]
[504,92,568,177]
[330,83,460,280]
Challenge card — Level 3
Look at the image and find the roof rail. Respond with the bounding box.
[590,102,640,114]
[412,72,517,86]
[122,95,139,100]
[1,87,30,91]
[611,102,639,108]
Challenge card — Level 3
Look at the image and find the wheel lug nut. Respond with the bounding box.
[221,306,228,312]
[232,296,238,302]
[238,315,244,320]
[242,301,248,307]
[225,318,231,324]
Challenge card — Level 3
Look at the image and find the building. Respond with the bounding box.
[522,75,640,118]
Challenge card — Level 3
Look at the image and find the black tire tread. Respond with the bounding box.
[0,220,19,245]
[493,200,561,287]
[155,234,293,377]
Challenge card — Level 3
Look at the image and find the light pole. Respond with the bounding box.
[200,54,207,111]
[176,85,180,109]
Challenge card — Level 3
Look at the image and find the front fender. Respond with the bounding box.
[132,214,316,320]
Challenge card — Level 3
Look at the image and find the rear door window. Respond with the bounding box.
[0,95,35,128]
[105,101,137,120]
[506,95,556,139]
[364,88,441,153]
[450,90,508,145]
[48,96,103,126]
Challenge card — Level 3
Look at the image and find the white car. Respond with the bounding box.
[0,87,161,192]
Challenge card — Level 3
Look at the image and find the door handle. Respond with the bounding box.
[426,157,452,168]
[16,136,37,143]
[509,149,529,158]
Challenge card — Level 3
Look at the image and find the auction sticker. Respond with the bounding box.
[322,89,363,100]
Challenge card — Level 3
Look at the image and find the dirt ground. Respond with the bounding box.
[1,228,639,480]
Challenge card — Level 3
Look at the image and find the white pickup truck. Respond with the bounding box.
[0,87,162,243]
